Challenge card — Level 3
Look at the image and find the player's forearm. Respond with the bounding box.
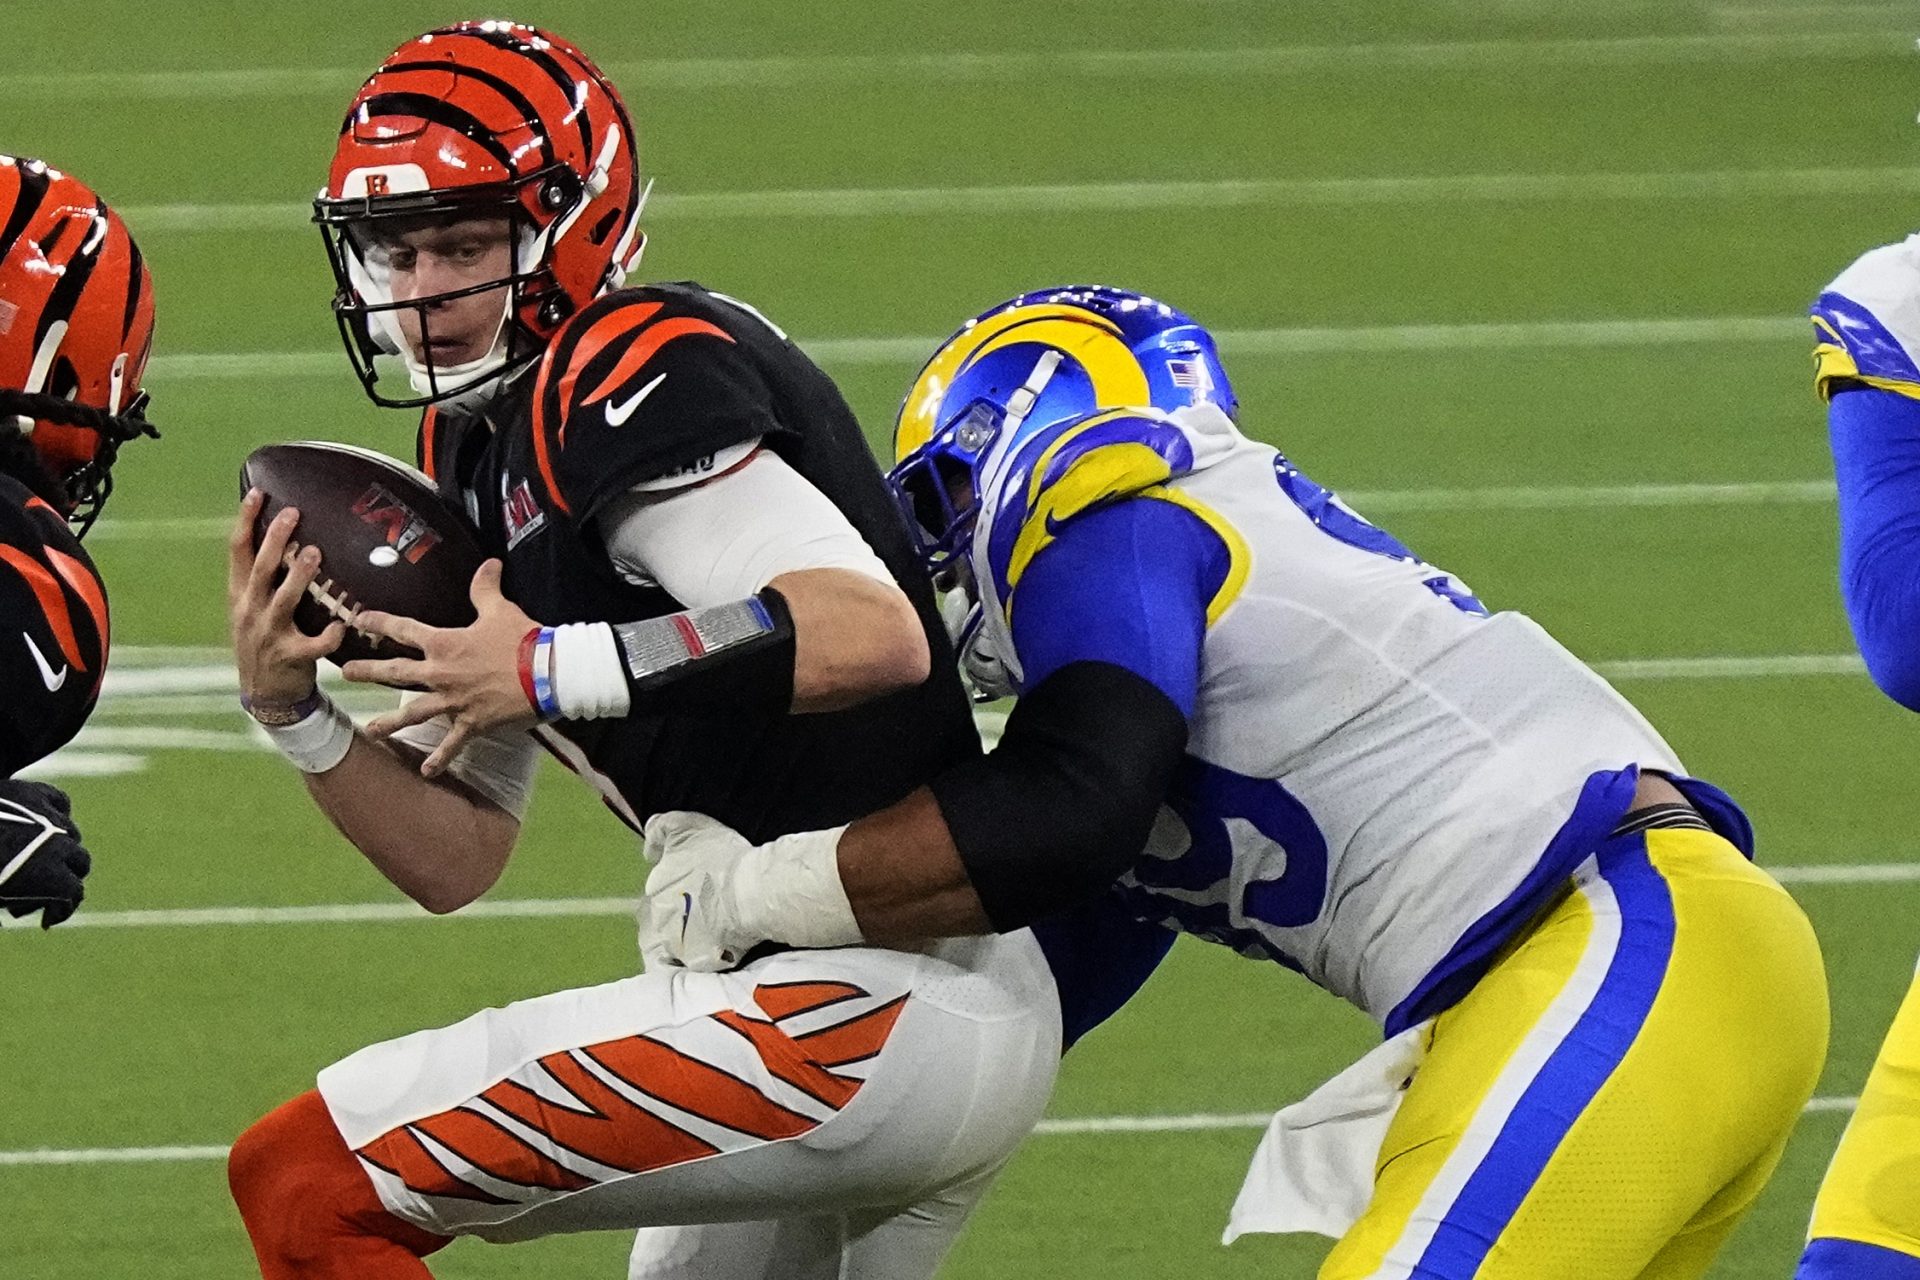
[836,788,993,942]
[303,734,517,914]
[539,569,928,723]
[774,568,930,712]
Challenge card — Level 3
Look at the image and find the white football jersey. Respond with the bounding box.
[968,404,1683,1028]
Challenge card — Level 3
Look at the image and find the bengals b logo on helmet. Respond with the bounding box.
[0,156,158,534]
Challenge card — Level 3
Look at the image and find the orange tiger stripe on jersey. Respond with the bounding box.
[580,1035,818,1142]
[581,316,734,408]
[795,996,910,1070]
[528,338,572,515]
[43,546,106,680]
[0,544,85,670]
[526,303,666,517]
[752,980,868,1022]
[405,1105,595,1195]
[711,1012,865,1110]
[558,303,662,416]
[356,1125,517,1206]
[419,407,440,481]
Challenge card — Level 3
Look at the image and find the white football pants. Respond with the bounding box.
[316,932,1060,1278]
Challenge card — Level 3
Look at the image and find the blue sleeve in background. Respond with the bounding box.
[1008,496,1228,719]
[1830,387,1920,711]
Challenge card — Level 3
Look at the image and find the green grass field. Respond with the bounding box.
[5,2,1919,1275]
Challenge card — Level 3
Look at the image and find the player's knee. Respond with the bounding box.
[228,1091,356,1263]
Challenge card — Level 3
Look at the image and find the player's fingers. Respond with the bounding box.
[421,721,471,777]
[296,620,347,661]
[247,506,300,602]
[268,543,321,626]
[353,609,433,650]
[339,656,425,687]
[363,695,449,740]
[228,490,264,593]
[469,559,505,610]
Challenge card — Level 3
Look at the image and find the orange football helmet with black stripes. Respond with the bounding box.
[314,20,645,411]
[0,155,157,536]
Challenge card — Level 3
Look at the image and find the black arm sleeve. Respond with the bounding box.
[928,660,1188,932]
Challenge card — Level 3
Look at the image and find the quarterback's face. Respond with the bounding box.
[368,216,514,368]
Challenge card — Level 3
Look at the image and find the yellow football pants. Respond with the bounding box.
[1797,963,1920,1277]
[1321,826,1828,1280]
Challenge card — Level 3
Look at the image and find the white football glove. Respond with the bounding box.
[1813,234,1920,400]
[640,811,862,971]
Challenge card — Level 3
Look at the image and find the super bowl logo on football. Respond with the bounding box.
[351,484,443,567]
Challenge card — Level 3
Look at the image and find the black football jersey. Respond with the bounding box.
[0,474,108,778]
[418,282,981,843]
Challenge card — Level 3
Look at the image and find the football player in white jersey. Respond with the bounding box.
[1788,241,1920,1278]
[640,286,1831,1279]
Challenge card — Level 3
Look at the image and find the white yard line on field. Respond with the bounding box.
[83,477,1836,543]
[0,1095,1863,1166]
[17,32,1911,100]
[1592,654,1867,679]
[1712,4,1916,29]
[117,166,1920,235]
[138,315,1808,386]
[45,852,1916,933]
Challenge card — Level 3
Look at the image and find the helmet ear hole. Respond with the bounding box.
[589,206,622,245]
[48,356,81,404]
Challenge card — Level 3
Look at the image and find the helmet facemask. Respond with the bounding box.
[0,386,158,538]
[888,349,1064,578]
[316,168,590,413]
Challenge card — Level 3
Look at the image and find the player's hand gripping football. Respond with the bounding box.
[228,490,348,711]
[344,561,540,776]
[0,779,92,928]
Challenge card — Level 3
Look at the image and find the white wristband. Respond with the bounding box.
[730,825,864,949]
[551,621,632,720]
[264,697,356,774]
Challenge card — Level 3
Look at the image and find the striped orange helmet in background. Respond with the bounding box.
[0,155,158,535]
[314,20,645,411]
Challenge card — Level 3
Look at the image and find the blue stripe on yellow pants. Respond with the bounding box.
[1321,828,1828,1280]
[1798,965,1920,1278]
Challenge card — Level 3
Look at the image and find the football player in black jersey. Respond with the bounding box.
[226,22,1166,1280]
[0,155,158,929]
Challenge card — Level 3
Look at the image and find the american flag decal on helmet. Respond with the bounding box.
[1166,357,1212,399]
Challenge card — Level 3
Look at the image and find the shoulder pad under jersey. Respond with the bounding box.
[0,482,108,775]
[1813,236,1920,402]
[527,286,775,520]
[977,408,1201,605]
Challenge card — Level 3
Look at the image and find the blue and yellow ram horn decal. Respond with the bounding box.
[895,305,1154,462]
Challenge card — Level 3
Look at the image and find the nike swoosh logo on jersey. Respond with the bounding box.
[605,372,668,427]
[22,633,67,692]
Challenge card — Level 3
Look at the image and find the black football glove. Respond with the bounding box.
[0,779,91,928]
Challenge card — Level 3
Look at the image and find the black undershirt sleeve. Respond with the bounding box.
[929,660,1188,932]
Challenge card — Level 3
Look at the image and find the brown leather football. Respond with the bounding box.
[239,441,486,666]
